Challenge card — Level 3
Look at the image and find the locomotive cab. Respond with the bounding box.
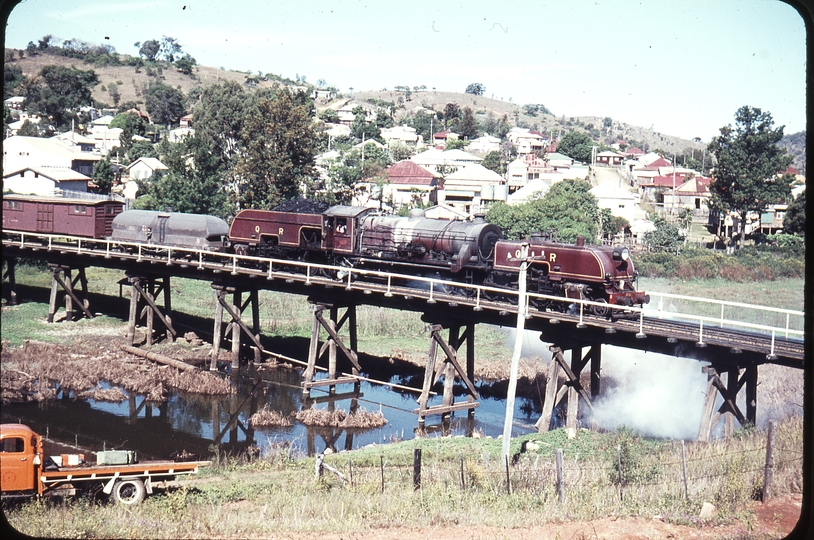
[321,206,373,255]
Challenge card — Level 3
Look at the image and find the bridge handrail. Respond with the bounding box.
[3,231,805,351]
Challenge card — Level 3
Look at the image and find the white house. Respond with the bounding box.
[168,127,195,143]
[2,135,101,178]
[467,135,501,154]
[441,163,506,213]
[127,157,168,181]
[589,182,641,223]
[3,166,92,196]
[381,125,423,148]
[411,148,482,176]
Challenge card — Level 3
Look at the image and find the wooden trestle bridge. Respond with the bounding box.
[1,231,806,441]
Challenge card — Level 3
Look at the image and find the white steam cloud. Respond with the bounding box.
[588,347,708,440]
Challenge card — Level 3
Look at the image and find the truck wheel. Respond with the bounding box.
[112,479,146,505]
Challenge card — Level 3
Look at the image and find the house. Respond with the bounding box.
[758,204,789,234]
[622,146,645,159]
[411,148,482,176]
[2,135,101,178]
[507,154,553,192]
[507,178,553,204]
[441,163,506,213]
[4,96,25,110]
[336,102,374,126]
[467,135,501,154]
[382,160,439,207]
[52,131,97,153]
[3,166,92,196]
[168,127,195,143]
[90,127,124,154]
[432,131,459,148]
[545,152,574,169]
[324,123,352,140]
[595,150,625,166]
[506,127,552,154]
[7,115,41,136]
[180,114,193,128]
[381,125,423,148]
[90,115,116,132]
[127,157,168,181]
[589,182,641,223]
[313,89,335,102]
[662,176,711,215]
[423,204,470,221]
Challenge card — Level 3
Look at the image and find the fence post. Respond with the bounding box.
[763,421,776,502]
[555,448,564,503]
[315,453,324,479]
[348,460,354,488]
[505,455,512,495]
[617,445,623,501]
[380,455,385,494]
[413,448,422,491]
[460,455,466,490]
[681,440,688,500]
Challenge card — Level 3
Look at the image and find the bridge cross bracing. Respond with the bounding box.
[2,232,805,438]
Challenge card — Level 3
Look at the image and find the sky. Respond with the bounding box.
[2,0,808,141]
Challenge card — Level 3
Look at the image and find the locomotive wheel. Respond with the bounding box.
[112,479,146,505]
[590,298,610,317]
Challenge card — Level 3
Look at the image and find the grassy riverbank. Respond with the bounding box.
[3,415,804,539]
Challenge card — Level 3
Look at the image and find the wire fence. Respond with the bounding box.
[311,421,802,508]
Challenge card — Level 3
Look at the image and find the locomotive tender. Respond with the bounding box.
[1,194,648,315]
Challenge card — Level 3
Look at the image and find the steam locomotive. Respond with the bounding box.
[1,194,649,315]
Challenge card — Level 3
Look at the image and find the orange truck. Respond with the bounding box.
[0,423,210,505]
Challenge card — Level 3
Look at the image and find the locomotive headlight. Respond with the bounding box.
[612,247,630,261]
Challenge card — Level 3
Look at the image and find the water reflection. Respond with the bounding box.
[1,363,541,460]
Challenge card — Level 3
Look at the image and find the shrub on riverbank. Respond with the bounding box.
[635,247,805,280]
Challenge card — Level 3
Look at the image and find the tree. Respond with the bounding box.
[707,106,794,248]
[92,157,115,194]
[110,111,148,161]
[319,108,340,123]
[16,119,40,137]
[486,179,600,242]
[25,65,99,130]
[234,89,320,209]
[137,40,161,61]
[465,82,485,96]
[4,64,25,99]
[193,81,251,163]
[481,150,506,175]
[556,131,595,163]
[442,103,461,129]
[145,83,186,126]
[159,37,183,63]
[174,54,197,75]
[142,136,233,218]
[783,191,805,236]
[458,107,479,140]
[643,215,685,253]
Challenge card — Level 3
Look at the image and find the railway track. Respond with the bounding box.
[2,234,805,367]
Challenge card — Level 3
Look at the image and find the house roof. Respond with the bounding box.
[386,160,438,185]
[52,131,96,145]
[642,157,673,170]
[444,163,504,183]
[127,157,168,171]
[411,148,482,166]
[546,152,573,162]
[623,146,644,156]
[3,135,101,161]
[3,165,91,182]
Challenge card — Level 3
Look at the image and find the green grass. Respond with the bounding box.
[4,417,803,538]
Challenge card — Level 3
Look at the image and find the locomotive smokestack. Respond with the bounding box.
[576,236,585,247]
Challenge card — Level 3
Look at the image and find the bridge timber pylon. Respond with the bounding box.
[1,236,804,442]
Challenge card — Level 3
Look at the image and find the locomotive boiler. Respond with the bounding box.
[228,205,503,275]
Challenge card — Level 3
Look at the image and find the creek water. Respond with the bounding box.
[0,362,544,460]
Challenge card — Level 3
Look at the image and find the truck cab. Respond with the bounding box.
[0,423,42,497]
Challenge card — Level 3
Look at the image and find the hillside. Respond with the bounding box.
[4,50,786,159]
[779,130,806,174]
